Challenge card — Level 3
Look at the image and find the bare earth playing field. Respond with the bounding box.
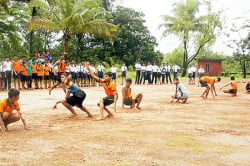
[0,78,250,166]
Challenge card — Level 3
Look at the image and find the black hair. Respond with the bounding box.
[231,76,235,80]
[126,78,132,83]
[8,88,20,98]
[173,78,179,81]
[217,77,221,82]
[105,72,112,77]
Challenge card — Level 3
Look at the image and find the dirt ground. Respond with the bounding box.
[0,78,250,166]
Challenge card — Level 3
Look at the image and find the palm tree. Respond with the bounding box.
[160,0,221,76]
[28,0,116,58]
[0,0,9,13]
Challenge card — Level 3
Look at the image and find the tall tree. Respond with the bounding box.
[28,0,116,58]
[160,0,222,76]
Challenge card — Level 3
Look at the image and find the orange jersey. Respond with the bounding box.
[44,65,50,76]
[57,61,65,73]
[100,79,118,96]
[0,98,20,114]
[231,80,237,90]
[21,66,28,76]
[37,65,44,76]
[201,76,215,85]
[32,64,37,74]
[12,61,21,72]
[124,87,131,98]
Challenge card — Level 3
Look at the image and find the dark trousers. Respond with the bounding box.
[4,71,11,90]
[161,74,165,83]
[28,75,32,88]
[152,72,157,84]
[135,70,141,84]
[147,71,151,84]
[173,72,178,79]
[166,72,172,84]
[140,72,146,84]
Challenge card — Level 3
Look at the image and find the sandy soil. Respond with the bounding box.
[0,78,250,166]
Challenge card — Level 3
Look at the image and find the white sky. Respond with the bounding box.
[120,0,250,55]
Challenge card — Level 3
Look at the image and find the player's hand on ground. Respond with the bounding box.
[24,126,31,130]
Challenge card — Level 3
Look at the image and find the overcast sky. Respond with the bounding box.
[120,0,250,55]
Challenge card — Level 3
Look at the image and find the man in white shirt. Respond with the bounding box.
[121,62,127,85]
[197,65,205,87]
[111,64,117,84]
[146,62,152,84]
[172,63,180,79]
[165,62,172,84]
[0,61,5,90]
[191,64,197,84]
[161,63,166,84]
[140,63,147,84]
[3,56,12,90]
[187,65,193,85]
[135,61,141,85]
[97,62,104,86]
[152,62,158,84]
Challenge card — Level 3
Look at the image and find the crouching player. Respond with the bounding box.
[0,88,28,134]
[171,78,188,103]
[122,78,143,109]
[53,73,93,118]
[219,76,237,96]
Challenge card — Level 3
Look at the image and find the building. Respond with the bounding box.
[198,58,222,76]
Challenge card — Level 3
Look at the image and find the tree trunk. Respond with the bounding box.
[75,33,83,61]
[243,60,246,78]
[181,35,188,77]
[63,31,71,59]
[29,31,33,58]
[29,7,36,58]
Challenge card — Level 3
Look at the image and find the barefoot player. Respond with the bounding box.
[219,76,237,96]
[86,62,118,120]
[170,78,189,103]
[200,76,221,99]
[122,78,143,109]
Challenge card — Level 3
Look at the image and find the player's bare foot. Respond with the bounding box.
[136,106,142,110]
[53,105,57,109]
[69,114,77,118]
[96,117,105,121]
[87,115,93,118]
[200,95,205,99]
[106,114,114,118]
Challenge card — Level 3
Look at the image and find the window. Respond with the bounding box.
[206,64,210,72]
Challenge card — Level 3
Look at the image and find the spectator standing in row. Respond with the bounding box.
[165,62,172,84]
[111,64,117,84]
[97,62,104,86]
[135,61,141,85]
[161,63,166,84]
[140,63,147,84]
[197,65,205,87]
[191,64,197,84]
[121,62,127,85]
[0,61,5,90]
[4,56,12,90]
[12,56,21,90]
[172,62,180,79]
[152,62,158,84]
[146,62,152,84]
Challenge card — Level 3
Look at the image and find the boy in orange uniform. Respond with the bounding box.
[12,56,21,90]
[44,61,50,89]
[219,76,237,96]
[200,76,221,99]
[0,88,28,134]
[86,62,118,120]
[31,60,38,89]
[122,78,143,109]
[37,61,44,89]
[20,62,28,89]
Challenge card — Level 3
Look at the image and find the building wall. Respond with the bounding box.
[198,60,222,76]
